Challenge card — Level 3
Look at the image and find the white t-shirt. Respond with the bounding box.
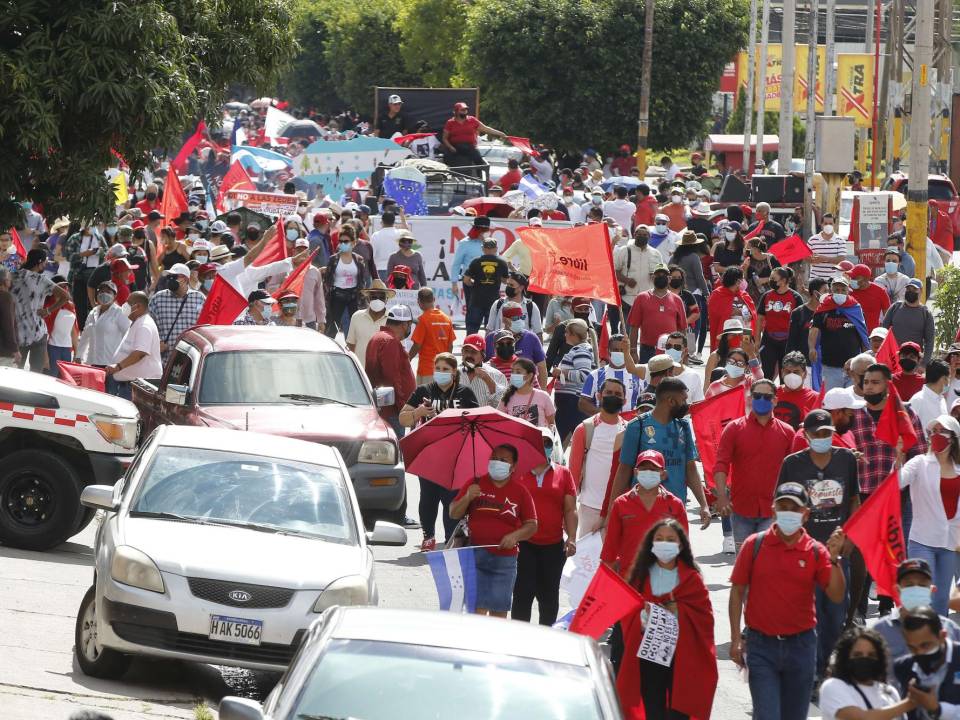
[580,421,620,509]
[807,232,846,279]
[112,314,163,382]
[409,136,441,160]
[50,309,75,348]
[333,257,359,289]
[370,227,404,270]
[345,309,384,368]
[817,678,903,720]
[603,199,637,234]
[675,367,705,403]
[80,235,101,269]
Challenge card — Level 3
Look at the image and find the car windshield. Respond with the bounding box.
[478,145,523,164]
[130,447,358,544]
[289,639,604,720]
[199,351,370,406]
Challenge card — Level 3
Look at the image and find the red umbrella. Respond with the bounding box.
[459,197,515,218]
[58,362,106,392]
[399,407,547,490]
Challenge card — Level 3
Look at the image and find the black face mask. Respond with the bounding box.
[145,192,157,201]
[669,278,683,289]
[635,236,649,248]
[504,285,518,298]
[653,275,669,290]
[905,291,920,303]
[600,395,625,414]
[900,358,918,372]
[915,644,945,674]
[496,344,515,360]
[165,276,182,292]
[848,656,883,683]
[670,402,689,419]
[864,390,886,405]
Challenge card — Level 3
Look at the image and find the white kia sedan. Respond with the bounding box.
[74,425,407,678]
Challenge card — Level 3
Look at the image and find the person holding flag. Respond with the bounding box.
[618,518,717,720]
[808,276,869,391]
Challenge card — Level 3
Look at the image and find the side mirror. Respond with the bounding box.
[81,485,119,512]
[366,520,407,546]
[375,386,395,409]
[164,383,188,406]
[218,698,264,720]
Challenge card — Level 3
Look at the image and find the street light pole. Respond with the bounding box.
[907,0,933,292]
[741,0,759,174]
[636,0,655,178]
[779,0,797,169]
[754,0,771,175]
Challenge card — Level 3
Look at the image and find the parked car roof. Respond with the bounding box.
[153,425,342,466]
[183,325,346,354]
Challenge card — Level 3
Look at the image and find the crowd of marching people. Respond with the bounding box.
[8,98,960,719]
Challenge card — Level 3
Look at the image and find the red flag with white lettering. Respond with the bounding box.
[517,224,620,305]
[568,563,644,639]
[197,275,248,325]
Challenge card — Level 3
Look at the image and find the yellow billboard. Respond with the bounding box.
[736,44,826,113]
[837,53,874,128]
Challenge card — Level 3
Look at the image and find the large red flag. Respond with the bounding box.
[273,250,318,299]
[875,385,918,451]
[768,235,813,264]
[875,329,901,373]
[844,470,905,602]
[517,224,620,305]
[8,227,27,257]
[171,120,207,174]
[507,136,539,158]
[689,386,746,489]
[197,275,248,325]
[160,167,189,223]
[568,563,644,639]
[252,216,289,267]
[216,160,255,212]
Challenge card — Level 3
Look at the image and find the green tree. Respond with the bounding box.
[725,87,806,159]
[283,0,345,112]
[460,0,749,153]
[0,0,296,227]
[397,0,467,87]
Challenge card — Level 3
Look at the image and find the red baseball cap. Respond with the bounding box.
[463,334,485,352]
[837,260,855,272]
[635,450,665,470]
[850,263,872,279]
[454,102,469,112]
[900,341,922,355]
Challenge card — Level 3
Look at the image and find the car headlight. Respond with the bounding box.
[357,439,397,465]
[312,575,369,612]
[111,545,165,593]
[90,414,139,450]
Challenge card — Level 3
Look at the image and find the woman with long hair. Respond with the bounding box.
[711,221,745,269]
[617,518,717,720]
[499,357,556,429]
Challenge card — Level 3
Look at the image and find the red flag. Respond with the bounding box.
[810,381,827,410]
[844,470,905,602]
[273,250,318,299]
[392,132,435,146]
[507,136,539,158]
[875,329,901,373]
[57,361,106,392]
[768,235,813,264]
[197,275,248,325]
[216,160,255,212]
[252,216,289,267]
[517,225,620,305]
[171,121,207,174]
[9,227,27,257]
[875,384,918,451]
[568,563,644,639]
[598,309,610,361]
[690,386,746,489]
[160,167,189,223]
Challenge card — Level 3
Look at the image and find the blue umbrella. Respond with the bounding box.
[600,176,644,191]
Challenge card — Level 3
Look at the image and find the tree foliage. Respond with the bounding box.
[0,0,297,227]
[283,0,345,113]
[397,0,468,88]
[459,0,750,152]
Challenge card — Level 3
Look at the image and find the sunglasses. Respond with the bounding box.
[752,393,774,401]
[665,343,684,351]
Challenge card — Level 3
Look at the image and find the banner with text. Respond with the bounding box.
[837,54,875,128]
[736,44,826,112]
[224,190,299,217]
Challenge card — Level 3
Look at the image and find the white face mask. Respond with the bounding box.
[822,224,834,235]
[724,230,737,241]
[368,299,386,313]
[654,223,668,234]
[194,254,208,264]
[783,373,803,390]
[188,233,200,242]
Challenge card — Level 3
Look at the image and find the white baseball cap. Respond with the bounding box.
[869,326,888,340]
[386,305,413,322]
[822,387,867,411]
[190,239,212,252]
[168,263,191,278]
[388,94,403,104]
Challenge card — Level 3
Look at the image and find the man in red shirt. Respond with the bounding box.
[849,263,891,330]
[892,341,925,399]
[713,378,796,552]
[135,182,160,216]
[791,386,864,451]
[511,431,578,625]
[729,482,846,720]
[774,351,820,430]
[627,265,686,363]
[441,102,507,169]
[450,444,538,617]
[632,183,660,228]
[600,450,688,577]
[497,159,523,192]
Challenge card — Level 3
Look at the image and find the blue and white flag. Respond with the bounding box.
[383,177,428,216]
[519,174,547,199]
[231,145,293,174]
[553,609,575,631]
[426,547,478,613]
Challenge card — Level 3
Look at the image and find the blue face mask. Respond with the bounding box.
[488,459,512,481]
[433,371,453,386]
[885,261,899,275]
[725,363,745,379]
[808,436,833,453]
[339,242,353,253]
[832,293,848,305]
[899,585,933,611]
[509,373,526,389]
[776,510,804,535]
[752,396,773,415]
[652,541,680,562]
[665,347,683,363]
[609,351,625,366]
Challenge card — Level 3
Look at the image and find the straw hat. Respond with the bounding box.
[360,279,396,298]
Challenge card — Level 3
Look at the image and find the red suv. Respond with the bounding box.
[881,173,960,244]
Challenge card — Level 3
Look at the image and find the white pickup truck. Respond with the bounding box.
[0,367,138,550]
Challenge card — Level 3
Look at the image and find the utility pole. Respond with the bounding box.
[779,0,797,169]
[907,0,933,292]
[754,0,771,174]
[741,0,759,174]
[803,0,819,239]
[870,0,882,188]
[635,0,655,177]
[824,0,836,115]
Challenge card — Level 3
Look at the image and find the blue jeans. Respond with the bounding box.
[465,303,488,335]
[821,365,851,391]
[474,549,518,613]
[907,540,956,615]
[731,513,773,553]
[815,559,850,677]
[745,628,816,720]
[106,377,131,400]
[46,345,72,377]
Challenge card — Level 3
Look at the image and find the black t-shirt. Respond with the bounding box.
[86,262,112,290]
[778,449,860,543]
[746,219,787,246]
[786,304,815,354]
[376,113,408,138]
[407,382,478,425]
[713,244,742,267]
[464,255,509,310]
[812,309,865,367]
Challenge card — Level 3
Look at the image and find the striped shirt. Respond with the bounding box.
[580,365,645,408]
[555,342,595,396]
[807,232,846,280]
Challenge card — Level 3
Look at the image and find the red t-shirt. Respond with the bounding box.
[626,290,686,348]
[633,196,660,227]
[774,387,820,429]
[455,475,537,556]
[498,168,522,191]
[135,198,159,216]
[941,475,960,518]
[851,282,892,331]
[758,289,802,336]
[892,371,925,401]
[715,414,795,517]
[600,487,688,576]
[516,465,577,545]
[444,116,481,146]
[730,528,832,635]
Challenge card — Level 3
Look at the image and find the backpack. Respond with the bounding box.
[751,529,820,563]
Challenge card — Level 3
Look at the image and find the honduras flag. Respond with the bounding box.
[425,547,478,613]
[519,174,547,199]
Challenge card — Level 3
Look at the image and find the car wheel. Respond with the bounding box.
[75,585,130,679]
[0,449,82,550]
[73,506,98,535]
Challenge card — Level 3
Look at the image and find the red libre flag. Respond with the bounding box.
[216,160,255,212]
[768,235,813,265]
[171,121,207,174]
[568,563,644,639]
[844,470,905,602]
[689,386,746,489]
[875,385,918,451]
[507,136,539,158]
[875,329,901,373]
[517,224,620,305]
[8,227,27,257]
[57,361,106,392]
[253,216,289,267]
[197,275,248,325]
[160,167,189,223]
[273,250,318,299]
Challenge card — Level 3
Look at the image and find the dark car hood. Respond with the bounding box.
[197,403,393,443]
